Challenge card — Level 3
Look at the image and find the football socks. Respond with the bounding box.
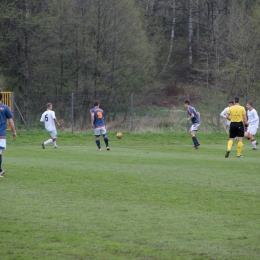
[237,141,243,156]
[96,139,101,149]
[227,140,233,151]
[104,137,109,147]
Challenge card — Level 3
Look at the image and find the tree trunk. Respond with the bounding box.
[159,0,175,76]
[189,0,193,66]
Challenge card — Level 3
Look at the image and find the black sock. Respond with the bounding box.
[104,137,109,147]
[192,136,198,147]
[0,154,2,171]
[96,140,101,149]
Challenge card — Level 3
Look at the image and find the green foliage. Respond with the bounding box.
[2,0,260,107]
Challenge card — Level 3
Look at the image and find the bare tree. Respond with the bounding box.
[159,0,176,76]
[188,0,193,66]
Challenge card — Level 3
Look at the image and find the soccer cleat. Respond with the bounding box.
[98,148,101,151]
[0,170,5,176]
[54,146,58,149]
[237,155,243,158]
[253,147,257,150]
[225,151,230,158]
[42,143,45,149]
[106,146,110,151]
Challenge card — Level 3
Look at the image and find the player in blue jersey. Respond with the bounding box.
[0,93,17,178]
[184,100,201,149]
[90,101,110,151]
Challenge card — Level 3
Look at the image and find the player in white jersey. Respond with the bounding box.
[244,102,259,150]
[220,101,234,130]
[40,103,60,149]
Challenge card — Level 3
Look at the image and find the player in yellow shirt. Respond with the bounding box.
[225,97,247,158]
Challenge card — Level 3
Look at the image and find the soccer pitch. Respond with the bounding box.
[1,131,259,260]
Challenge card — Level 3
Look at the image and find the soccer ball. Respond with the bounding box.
[116,132,123,139]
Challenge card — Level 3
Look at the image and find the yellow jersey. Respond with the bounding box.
[227,105,246,122]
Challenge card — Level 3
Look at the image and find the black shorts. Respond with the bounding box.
[229,122,244,138]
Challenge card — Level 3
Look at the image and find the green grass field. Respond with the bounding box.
[1,131,259,260]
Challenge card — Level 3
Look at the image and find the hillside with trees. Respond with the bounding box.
[1,0,260,130]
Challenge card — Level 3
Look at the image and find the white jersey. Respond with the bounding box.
[220,107,230,126]
[247,108,259,128]
[40,110,57,132]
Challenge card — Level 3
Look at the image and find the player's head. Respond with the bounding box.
[184,100,190,107]
[228,100,234,106]
[246,102,253,110]
[234,97,239,104]
[94,100,99,107]
[46,103,52,110]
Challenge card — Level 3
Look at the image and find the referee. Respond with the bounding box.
[225,97,247,158]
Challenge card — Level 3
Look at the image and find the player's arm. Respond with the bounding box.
[90,112,95,128]
[196,111,200,119]
[40,114,44,123]
[243,114,247,125]
[54,117,60,126]
[51,111,60,126]
[226,113,231,121]
[187,112,194,121]
[220,108,227,118]
[8,118,17,139]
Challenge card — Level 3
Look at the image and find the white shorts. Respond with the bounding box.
[190,123,200,132]
[0,139,6,150]
[247,125,258,136]
[48,130,57,139]
[94,126,107,136]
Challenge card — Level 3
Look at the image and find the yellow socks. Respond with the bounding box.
[237,141,243,156]
[227,140,233,151]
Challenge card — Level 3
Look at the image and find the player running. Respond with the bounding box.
[40,103,60,149]
[184,100,201,149]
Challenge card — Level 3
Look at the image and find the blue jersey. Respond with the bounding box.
[187,105,200,124]
[90,107,105,128]
[0,103,13,138]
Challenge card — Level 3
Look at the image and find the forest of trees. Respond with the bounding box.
[1,0,260,106]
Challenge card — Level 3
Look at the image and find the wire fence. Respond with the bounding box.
[13,91,258,133]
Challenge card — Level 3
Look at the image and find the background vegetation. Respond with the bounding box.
[1,1,260,100]
[2,0,260,132]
